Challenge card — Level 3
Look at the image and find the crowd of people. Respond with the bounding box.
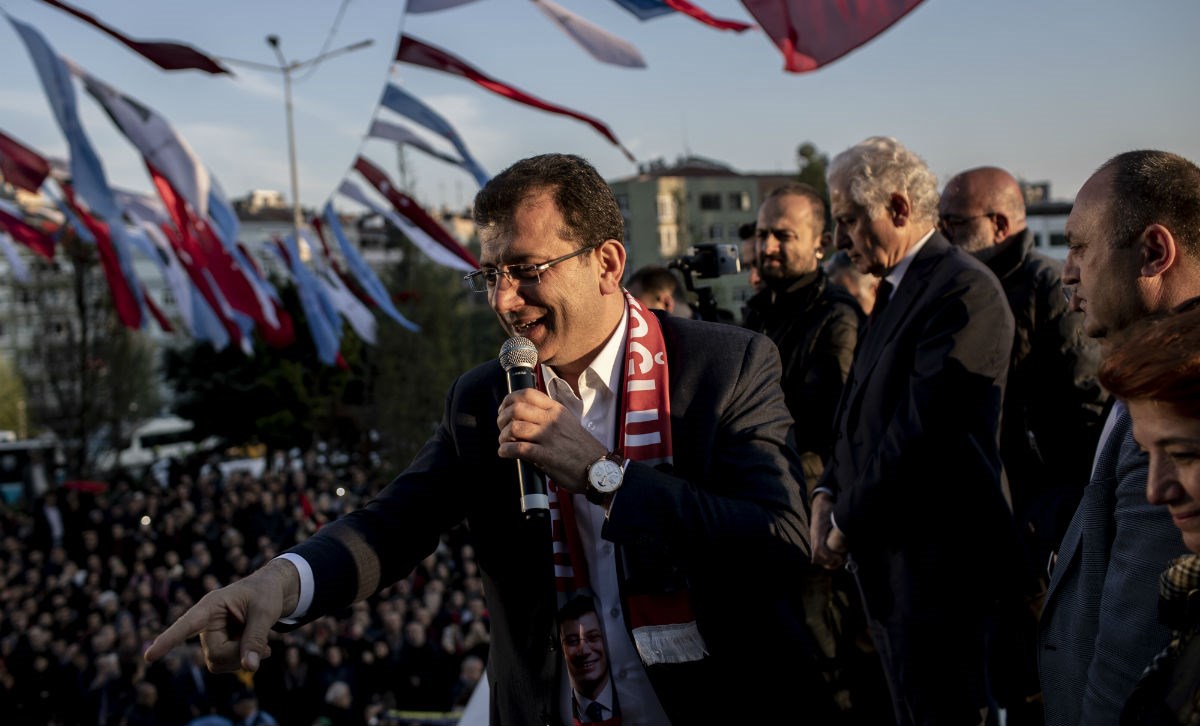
[3,141,1199,726]
[1,448,490,725]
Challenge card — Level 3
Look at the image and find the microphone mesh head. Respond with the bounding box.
[499,336,538,371]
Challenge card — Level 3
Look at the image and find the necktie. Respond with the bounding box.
[870,279,894,322]
[585,701,605,723]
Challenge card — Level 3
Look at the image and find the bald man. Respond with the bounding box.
[940,168,1109,723]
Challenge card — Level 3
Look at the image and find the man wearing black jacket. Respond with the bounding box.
[939,166,1109,725]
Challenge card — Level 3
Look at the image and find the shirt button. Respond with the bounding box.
[610,607,620,619]
[617,669,628,680]
[602,543,612,555]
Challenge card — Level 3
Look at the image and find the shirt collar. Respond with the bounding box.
[885,227,936,289]
[540,304,627,396]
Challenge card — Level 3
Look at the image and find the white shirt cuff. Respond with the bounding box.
[273,553,314,625]
[812,486,835,501]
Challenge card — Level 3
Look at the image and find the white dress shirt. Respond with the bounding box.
[545,311,669,726]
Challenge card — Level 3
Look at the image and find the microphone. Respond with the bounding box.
[499,336,549,520]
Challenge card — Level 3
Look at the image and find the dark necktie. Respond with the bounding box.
[870,279,894,323]
[586,701,605,723]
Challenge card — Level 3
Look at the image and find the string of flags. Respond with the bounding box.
[0,0,925,366]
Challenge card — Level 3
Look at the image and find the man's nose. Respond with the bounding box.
[490,276,525,313]
[1062,252,1080,286]
[836,229,853,251]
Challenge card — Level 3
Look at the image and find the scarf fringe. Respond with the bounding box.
[632,621,709,665]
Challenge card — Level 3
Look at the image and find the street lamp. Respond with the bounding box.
[260,35,374,246]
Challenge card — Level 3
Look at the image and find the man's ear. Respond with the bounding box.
[1139,223,1178,278]
[992,214,1010,243]
[888,193,911,227]
[596,239,626,294]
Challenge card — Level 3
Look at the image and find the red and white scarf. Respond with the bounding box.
[547,292,708,668]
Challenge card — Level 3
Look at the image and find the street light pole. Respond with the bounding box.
[266,35,303,245]
[262,35,374,248]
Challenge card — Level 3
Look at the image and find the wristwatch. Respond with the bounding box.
[584,451,624,505]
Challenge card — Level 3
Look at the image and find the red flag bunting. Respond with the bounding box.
[60,188,143,329]
[36,0,231,75]
[0,130,51,192]
[396,35,636,163]
[739,0,924,73]
[0,207,56,260]
[353,156,480,270]
[664,0,753,32]
[148,165,294,349]
[142,286,174,332]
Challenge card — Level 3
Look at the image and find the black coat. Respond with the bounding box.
[742,269,863,490]
[974,229,1109,565]
[286,313,825,725]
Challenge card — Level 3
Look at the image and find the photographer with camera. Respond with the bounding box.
[742,183,889,724]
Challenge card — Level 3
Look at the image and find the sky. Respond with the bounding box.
[0,0,1197,218]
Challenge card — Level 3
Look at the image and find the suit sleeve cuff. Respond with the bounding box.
[273,553,314,625]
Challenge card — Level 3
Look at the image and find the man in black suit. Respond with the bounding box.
[146,153,825,725]
[811,137,1021,726]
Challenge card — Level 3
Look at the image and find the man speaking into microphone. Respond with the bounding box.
[144,154,828,724]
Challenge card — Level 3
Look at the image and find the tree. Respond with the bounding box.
[797,142,834,257]
[796,142,830,200]
[0,354,27,434]
[163,281,358,454]
[16,231,160,476]
[368,233,501,471]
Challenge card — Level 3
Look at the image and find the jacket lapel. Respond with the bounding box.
[848,234,945,395]
[1045,404,1129,599]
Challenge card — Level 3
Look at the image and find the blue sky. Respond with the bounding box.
[0,0,1197,215]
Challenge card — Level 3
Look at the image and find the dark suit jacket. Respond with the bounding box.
[821,232,1018,622]
[286,314,821,725]
[1039,405,1187,725]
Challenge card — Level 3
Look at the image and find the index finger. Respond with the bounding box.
[143,602,211,663]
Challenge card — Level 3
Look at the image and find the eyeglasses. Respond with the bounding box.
[937,213,997,237]
[464,245,596,293]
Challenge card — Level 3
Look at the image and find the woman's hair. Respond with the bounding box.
[1098,302,1200,418]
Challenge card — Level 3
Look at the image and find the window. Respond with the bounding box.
[708,224,724,240]
[615,194,629,213]
[656,194,676,222]
[729,192,750,211]
[699,193,722,211]
[1049,232,1068,247]
[659,227,678,257]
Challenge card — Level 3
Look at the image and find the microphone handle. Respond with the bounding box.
[506,366,549,519]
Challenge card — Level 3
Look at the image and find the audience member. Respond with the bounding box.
[940,166,1110,724]
[625,264,687,316]
[741,183,885,722]
[1039,150,1200,725]
[1096,303,1200,724]
[814,136,1024,726]
[145,153,823,725]
[940,167,1109,564]
[0,442,486,724]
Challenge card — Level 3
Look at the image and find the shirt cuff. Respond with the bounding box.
[273,553,314,625]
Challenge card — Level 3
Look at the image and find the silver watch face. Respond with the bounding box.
[588,458,623,493]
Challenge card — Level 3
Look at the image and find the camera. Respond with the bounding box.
[669,243,741,280]
[668,243,742,322]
